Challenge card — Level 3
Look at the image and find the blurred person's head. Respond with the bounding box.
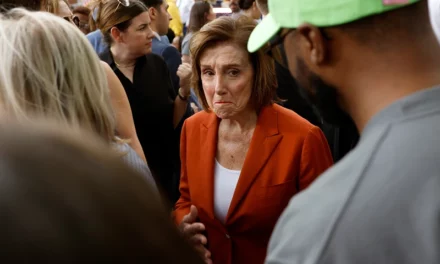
[42,0,82,27]
[72,6,91,34]
[144,0,172,36]
[93,0,154,58]
[0,0,41,11]
[188,1,215,33]
[229,0,240,13]
[238,0,260,20]
[248,0,436,129]
[255,0,267,16]
[190,16,276,118]
[0,8,116,142]
[0,121,204,263]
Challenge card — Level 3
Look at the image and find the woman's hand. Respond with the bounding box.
[180,205,212,264]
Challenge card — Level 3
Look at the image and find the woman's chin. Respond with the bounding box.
[213,108,235,119]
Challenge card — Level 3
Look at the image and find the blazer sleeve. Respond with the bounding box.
[162,45,182,94]
[174,120,191,224]
[299,126,333,190]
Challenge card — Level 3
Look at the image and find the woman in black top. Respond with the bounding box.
[93,0,192,204]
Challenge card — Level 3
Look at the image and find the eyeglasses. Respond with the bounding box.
[63,15,80,28]
[113,0,130,15]
[264,29,295,69]
[264,28,332,69]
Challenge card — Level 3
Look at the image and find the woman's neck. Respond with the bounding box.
[110,45,136,67]
[220,109,258,133]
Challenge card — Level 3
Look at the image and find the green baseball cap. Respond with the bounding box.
[248,0,420,53]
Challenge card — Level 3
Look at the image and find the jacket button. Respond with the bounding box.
[226,234,230,239]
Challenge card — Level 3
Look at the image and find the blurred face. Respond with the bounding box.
[57,1,74,21]
[229,0,240,13]
[200,43,254,119]
[155,1,171,35]
[116,11,154,56]
[206,7,216,22]
[73,12,90,34]
[283,28,353,126]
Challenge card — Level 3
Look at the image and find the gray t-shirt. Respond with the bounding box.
[266,86,440,264]
[181,32,193,56]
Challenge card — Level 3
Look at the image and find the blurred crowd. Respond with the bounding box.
[0,0,439,263]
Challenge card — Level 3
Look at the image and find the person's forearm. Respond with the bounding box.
[173,96,188,128]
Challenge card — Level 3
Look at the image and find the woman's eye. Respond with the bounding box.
[203,70,214,76]
[229,70,239,76]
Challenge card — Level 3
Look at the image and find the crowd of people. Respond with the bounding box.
[0,0,439,263]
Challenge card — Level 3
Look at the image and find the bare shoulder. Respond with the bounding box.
[100,60,112,71]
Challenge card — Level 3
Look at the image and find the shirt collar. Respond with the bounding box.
[152,31,162,41]
[362,85,440,137]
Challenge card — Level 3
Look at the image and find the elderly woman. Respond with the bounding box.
[174,16,333,264]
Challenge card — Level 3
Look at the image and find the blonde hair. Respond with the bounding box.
[0,8,117,143]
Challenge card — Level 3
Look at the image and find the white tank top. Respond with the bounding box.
[213,159,241,224]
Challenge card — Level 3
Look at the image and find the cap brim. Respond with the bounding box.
[248,13,281,53]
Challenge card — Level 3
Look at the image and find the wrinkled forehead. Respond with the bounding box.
[199,42,251,68]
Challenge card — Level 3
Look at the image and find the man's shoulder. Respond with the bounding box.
[86,29,102,41]
[152,41,180,59]
[151,39,168,53]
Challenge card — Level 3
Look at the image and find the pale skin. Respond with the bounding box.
[179,43,257,263]
[109,11,191,129]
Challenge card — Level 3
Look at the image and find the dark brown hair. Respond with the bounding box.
[190,16,277,111]
[91,0,147,45]
[238,0,255,10]
[0,121,204,263]
[72,5,90,17]
[0,0,41,11]
[188,1,212,33]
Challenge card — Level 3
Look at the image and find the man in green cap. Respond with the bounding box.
[248,0,440,263]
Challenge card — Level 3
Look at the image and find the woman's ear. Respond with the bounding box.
[110,27,122,43]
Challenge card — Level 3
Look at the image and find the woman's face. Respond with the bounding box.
[206,7,216,22]
[116,11,154,57]
[199,43,254,119]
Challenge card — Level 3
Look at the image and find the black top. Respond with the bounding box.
[274,58,359,162]
[275,61,321,126]
[100,50,185,204]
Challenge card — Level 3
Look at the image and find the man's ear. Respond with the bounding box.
[297,23,327,66]
[110,27,123,43]
[148,7,157,20]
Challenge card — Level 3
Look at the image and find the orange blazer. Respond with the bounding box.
[175,104,333,264]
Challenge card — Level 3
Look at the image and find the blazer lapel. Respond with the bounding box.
[226,106,282,223]
[198,113,219,220]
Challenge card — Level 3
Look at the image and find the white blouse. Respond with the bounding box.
[213,159,241,224]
